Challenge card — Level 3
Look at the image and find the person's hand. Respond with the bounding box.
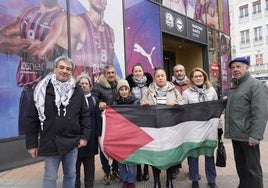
[78,139,88,148]
[28,148,38,159]
[99,102,107,111]
[248,138,259,147]
[142,100,151,105]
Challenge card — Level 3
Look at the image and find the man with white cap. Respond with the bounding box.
[224,57,268,188]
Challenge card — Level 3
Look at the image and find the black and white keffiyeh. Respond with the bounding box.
[33,73,75,129]
[193,85,208,102]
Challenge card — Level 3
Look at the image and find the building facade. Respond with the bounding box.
[0,0,231,171]
[229,0,268,76]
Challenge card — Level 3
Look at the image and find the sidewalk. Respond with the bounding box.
[1,129,268,188]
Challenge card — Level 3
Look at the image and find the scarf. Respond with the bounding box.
[33,73,75,130]
[231,78,238,88]
[193,85,208,102]
[154,83,169,97]
[173,76,188,86]
[132,75,147,88]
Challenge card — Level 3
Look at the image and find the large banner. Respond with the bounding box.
[124,0,162,76]
[100,100,226,169]
[0,0,125,138]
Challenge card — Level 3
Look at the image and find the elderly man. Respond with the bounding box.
[225,57,268,188]
[26,56,91,188]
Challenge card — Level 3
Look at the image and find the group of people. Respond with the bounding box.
[25,55,267,188]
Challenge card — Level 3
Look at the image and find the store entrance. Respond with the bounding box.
[162,35,203,80]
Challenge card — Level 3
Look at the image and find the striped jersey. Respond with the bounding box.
[73,14,115,84]
[16,7,65,88]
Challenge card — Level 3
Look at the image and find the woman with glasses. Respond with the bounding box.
[182,67,219,188]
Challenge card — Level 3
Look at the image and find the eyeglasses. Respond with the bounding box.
[193,75,204,79]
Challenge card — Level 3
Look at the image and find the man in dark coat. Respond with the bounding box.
[26,56,91,188]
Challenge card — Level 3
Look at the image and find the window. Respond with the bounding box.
[254,26,262,41]
[239,5,249,18]
[256,54,263,65]
[240,30,250,44]
[253,1,261,14]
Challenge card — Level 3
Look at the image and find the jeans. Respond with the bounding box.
[43,148,78,188]
[188,156,216,183]
[119,163,136,183]
[99,150,118,174]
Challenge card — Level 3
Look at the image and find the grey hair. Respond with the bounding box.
[103,65,116,74]
[54,55,75,71]
[76,72,92,86]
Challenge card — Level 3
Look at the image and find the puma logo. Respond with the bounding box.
[134,43,155,69]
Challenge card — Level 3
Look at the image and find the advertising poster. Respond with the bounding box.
[0,0,125,139]
[220,33,231,97]
[162,0,186,15]
[124,0,162,75]
[186,0,219,30]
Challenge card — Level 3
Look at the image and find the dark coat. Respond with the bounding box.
[78,95,101,158]
[91,74,118,105]
[126,72,153,89]
[26,82,91,156]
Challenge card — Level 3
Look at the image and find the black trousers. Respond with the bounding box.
[75,156,95,188]
[232,140,263,188]
[152,165,177,182]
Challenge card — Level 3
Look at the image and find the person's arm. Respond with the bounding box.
[24,12,67,60]
[0,10,33,55]
[78,89,91,148]
[25,94,40,158]
[248,82,268,144]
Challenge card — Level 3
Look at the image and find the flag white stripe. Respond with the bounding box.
[140,118,219,151]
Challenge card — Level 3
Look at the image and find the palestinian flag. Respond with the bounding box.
[99,100,226,170]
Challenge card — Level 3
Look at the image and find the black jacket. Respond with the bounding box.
[26,82,91,156]
[78,94,101,158]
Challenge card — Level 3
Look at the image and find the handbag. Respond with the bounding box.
[216,136,226,167]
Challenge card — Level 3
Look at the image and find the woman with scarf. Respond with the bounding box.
[126,63,153,182]
[142,67,184,188]
[75,72,101,188]
[182,67,219,188]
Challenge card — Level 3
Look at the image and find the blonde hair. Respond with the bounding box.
[188,67,211,88]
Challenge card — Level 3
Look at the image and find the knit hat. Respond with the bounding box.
[117,79,130,92]
[229,57,250,68]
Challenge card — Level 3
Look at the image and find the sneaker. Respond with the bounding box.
[103,173,112,185]
[112,170,121,182]
[192,181,200,188]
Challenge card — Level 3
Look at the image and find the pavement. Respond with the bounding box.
[1,127,268,188]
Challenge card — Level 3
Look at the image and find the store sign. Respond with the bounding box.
[161,7,186,37]
[187,19,207,44]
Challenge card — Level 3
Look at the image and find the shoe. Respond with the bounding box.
[166,180,174,188]
[142,172,149,181]
[136,165,143,181]
[103,173,112,185]
[112,170,121,182]
[192,181,200,188]
[143,165,149,181]
[208,182,218,188]
[171,168,179,179]
[154,181,161,188]
[127,183,135,188]
[122,182,128,188]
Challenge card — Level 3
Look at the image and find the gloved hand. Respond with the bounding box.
[218,128,223,138]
